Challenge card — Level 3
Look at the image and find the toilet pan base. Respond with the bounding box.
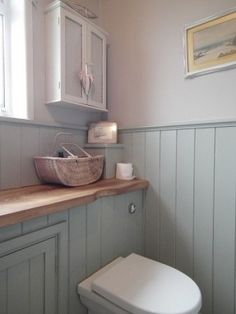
[81,295,201,314]
[80,295,128,314]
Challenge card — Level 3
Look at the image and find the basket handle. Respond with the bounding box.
[60,143,92,158]
[51,132,92,158]
[51,132,73,156]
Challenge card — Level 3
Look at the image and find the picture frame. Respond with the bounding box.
[185,8,236,78]
[88,122,118,144]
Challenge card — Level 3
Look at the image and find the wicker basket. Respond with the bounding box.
[34,134,104,187]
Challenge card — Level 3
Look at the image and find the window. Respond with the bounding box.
[0,13,5,110]
[0,0,34,119]
[0,0,9,113]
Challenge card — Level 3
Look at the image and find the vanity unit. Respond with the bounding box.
[0,179,148,314]
[45,0,107,111]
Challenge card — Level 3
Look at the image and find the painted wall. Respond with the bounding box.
[119,121,236,314]
[101,0,236,128]
[31,0,102,126]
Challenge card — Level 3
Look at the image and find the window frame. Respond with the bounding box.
[0,0,34,120]
[0,0,10,115]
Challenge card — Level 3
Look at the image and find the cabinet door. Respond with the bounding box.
[87,25,106,110]
[0,238,56,314]
[61,9,87,105]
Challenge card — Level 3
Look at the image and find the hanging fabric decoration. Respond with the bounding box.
[80,64,94,97]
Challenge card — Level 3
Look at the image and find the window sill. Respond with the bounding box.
[0,115,88,131]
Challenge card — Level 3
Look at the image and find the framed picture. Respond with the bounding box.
[185,8,236,78]
[88,122,117,144]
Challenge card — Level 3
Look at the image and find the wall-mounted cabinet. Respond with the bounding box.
[45,1,107,111]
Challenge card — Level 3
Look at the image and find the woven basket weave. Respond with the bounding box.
[34,134,104,187]
[34,155,104,187]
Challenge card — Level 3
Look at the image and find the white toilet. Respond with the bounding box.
[78,253,202,314]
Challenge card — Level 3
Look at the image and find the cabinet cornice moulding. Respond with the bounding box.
[45,0,109,36]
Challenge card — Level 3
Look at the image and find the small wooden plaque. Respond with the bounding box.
[88,122,117,144]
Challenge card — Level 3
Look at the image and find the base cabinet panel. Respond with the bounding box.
[0,191,144,314]
[0,239,56,314]
[0,222,68,314]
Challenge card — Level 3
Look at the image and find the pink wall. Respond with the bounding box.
[101,0,236,128]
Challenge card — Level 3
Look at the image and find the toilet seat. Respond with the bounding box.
[78,253,202,314]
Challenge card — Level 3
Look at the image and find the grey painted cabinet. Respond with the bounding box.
[0,222,68,314]
[0,191,144,314]
[0,239,56,314]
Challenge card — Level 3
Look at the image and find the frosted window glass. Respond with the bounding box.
[65,17,83,98]
[90,32,103,103]
[0,14,4,109]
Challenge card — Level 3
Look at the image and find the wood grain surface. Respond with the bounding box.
[0,179,148,227]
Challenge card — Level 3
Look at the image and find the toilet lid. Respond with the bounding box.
[92,254,202,314]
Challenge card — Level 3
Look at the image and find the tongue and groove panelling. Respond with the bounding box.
[1,119,236,314]
[119,124,236,314]
[0,121,87,189]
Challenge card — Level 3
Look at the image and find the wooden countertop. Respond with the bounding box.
[0,178,149,227]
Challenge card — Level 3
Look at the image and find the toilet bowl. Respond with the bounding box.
[78,253,202,314]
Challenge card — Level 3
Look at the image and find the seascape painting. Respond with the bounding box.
[185,10,236,77]
[194,19,236,64]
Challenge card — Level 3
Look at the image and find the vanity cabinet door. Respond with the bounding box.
[0,222,67,314]
[0,238,56,314]
[87,24,107,110]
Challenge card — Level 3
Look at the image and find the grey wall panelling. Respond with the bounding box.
[69,205,87,314]
[39,127,62,156]
[144,131,160,261]
[21,126,40,186]
[159,130,176,267]
[87,199,102,276]
[214,127,236,314]
[194,128,214,314]
[0,124,21,188]
[113,194,131,257]
[3,118,236,313]
[119,132,133,162]
[132,132,145,178]
[84,144,124,179]
[0,121,87,189]
[0,190,144,314]
[175,129,194,277]
[114,192,144,258]
[119,124,236,314]
[127,191,144,255]
[101,196,116,265]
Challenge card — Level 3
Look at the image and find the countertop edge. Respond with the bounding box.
[0,179,149,228]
